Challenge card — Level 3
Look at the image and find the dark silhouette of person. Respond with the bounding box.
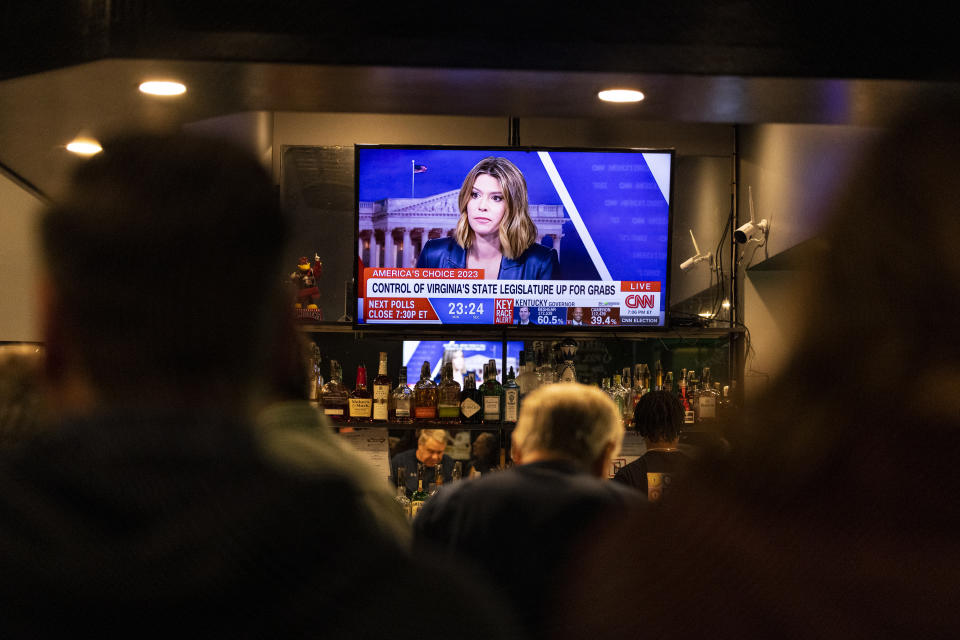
[612,390,691,501]
[414,383,642,639]
[0,132,522,639]
[548,98,960,639]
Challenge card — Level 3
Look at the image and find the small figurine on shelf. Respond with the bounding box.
[290,253,323,321]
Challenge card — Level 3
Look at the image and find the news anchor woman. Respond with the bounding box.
[416,157,560,280]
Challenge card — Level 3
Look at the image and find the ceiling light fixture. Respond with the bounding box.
[66,138,103,156]
[139,80,187,96]
[598,89,645,103]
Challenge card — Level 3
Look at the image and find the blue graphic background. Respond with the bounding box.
[402,340,523,384]
[357,147,671,285]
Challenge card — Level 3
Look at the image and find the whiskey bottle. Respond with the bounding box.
[556,338,578,383]
[393,465,412,519]
[389,366,414,423]
[678,371,695,424]
[410,463,429,518]
[695,367,719,424]
[459,370,482,424]
[621,367,635,420]
[319,359,349,422]
[611,374,630,424]
[429,463,445,497]
[308,342,323,402]
[437,361,462,424]
[413,360,438,421]
[515,350,540,398]
[664,370,674,394]
[371,352,392,422]
[534,343,555,384]
[503,365,519,424]
[640,363,651,394]
[348,364,372,422]
[480,361,503,424]
[451,460,463,483]
[654,360,664,391]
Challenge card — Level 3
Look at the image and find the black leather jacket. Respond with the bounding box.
[416,237,560,280]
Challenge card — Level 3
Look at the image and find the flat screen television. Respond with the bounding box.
[355,145,674,329]
[401,340,524,387]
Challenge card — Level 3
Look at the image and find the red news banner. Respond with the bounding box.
[360,267,662,324]
[361,267,485,322]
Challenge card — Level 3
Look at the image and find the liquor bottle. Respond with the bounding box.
[611,374,630,425]
[514,350,540,398]
[371,351,392,422]
[628,363,645,426]
[389,365,413,423]
[503,365,519,424]
[480,361,503,424]
[429,464,445,497]
[696,367,719,424]
[678,371,695,425]
[410,463,429,518]
[663,370,674,394]
[459,370,482,424]
[556,338,578,383]
[307,343,323,402]
[654,360,664,391]
[413,360,438,421]
[621,367,635,420]
[714,382,728,425]
[437,361,462,424]
[534,342,555,384]
[393,465,412,519]
[451,460,463,483]
[319,359,349,422]
[348,364,372,422]
[641,363,651,394]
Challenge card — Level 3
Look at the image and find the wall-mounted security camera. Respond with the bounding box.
[734,219,769,244]
[680,229,712,271]
[735,186,770,244]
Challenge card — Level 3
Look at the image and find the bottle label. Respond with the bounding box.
[461,397,480,418]
[504,389,518,422]
[395,404,411,418]
[323,408,344,416]
[483,396,501,419]
[410,500,425,517]
[438,405,460,419]
[698,397,716,419]
[684,410,695,424]
[372,402,389,421]
[373,384,390,401]
[414,406,437,418]
[349,398,372,417]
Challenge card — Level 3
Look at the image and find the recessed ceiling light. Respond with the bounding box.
[66,139,103,156]
[139,80,187,96]
[598,89,645,103]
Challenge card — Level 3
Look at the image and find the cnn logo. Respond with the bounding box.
[624,294,655,309]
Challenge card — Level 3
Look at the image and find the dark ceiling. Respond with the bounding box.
[2,2,958,201]
[4,2,958,82]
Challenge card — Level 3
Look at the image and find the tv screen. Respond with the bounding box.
[401,340,523,386]
[356,146,673,328]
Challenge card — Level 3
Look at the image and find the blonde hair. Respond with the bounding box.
[454,156,538,260]
[418,429,449,447]
[513,383,624,469]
